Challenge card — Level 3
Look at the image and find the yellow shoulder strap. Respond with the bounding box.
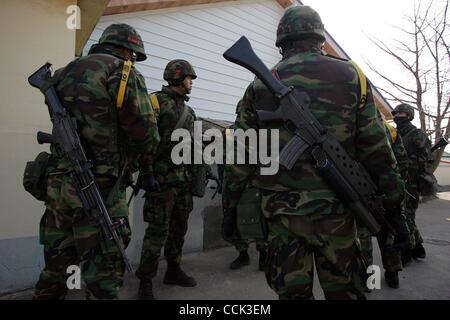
[384,121,398,143]
[149,93,160,119]
[349,60,367,109]
[116,60,133,109]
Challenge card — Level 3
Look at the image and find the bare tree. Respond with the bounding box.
[365,0,449,171]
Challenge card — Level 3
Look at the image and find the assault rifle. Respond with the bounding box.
[29,63,133,272]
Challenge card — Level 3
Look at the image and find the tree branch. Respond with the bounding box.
[375,86,417,104]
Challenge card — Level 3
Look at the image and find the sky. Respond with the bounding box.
[301,0,419,96]
[301,0,448,139]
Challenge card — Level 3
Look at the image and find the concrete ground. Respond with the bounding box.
[2,192,450,300]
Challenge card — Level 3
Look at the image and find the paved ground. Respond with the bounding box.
[2,192,450,300]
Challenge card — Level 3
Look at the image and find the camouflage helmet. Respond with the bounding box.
[392,103,415,120]
[163,59,197,85]
[276,5,325,47]
[98,23,147,61]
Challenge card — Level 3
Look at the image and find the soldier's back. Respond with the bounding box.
[256,51,361,153]
[55,53,123,148]
[252,50,364,216]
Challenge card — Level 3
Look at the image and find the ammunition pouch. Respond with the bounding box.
[236,186,268,241]
[23,151,51,201]
[191,164,207,197]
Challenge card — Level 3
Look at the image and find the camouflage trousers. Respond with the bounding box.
[234,237,269,252]
[33,174,131,300]
[405,185,423,248]
[136,184,193,281]
[264,213,364,300]
[358,228,402,272]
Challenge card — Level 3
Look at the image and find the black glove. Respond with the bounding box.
[141,174,161,192]
[222,207,238,243]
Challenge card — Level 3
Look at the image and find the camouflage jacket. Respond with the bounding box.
[223,48,404,217]
[385,123,409,180]
[150,85,196,185]
[397,122,431,185]
[49,45,160,178]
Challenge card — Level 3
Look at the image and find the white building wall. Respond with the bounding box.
[85,0,284,121]
[0,0,76,294]
[0,0,76,241]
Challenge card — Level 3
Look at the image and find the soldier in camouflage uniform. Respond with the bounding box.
[222,6,405,300]
[392,104,431,263]
[33,24,160,300]
[136,59,198,300]
[358,121,409,289]
[216,126,269,271]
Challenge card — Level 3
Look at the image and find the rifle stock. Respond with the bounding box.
[223,36,291,99]
[28,63,51,90]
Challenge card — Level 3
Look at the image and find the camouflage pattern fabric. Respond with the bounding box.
[397,121,431,247]
[358,122,407,272]
[393,103,415,121]
[381,123,407,272]
[34,174,131,299]
[357,228,374,267]
[233,237,268,252]
[49,46,159,177]
[98,23,147,61]
[137,85,196,281]
[357,230,402,273]
[276,5,325,47]
[386,122,409,181]
[378,233,402,272]
[136,184,193,280]
[222,8,404,299]
[163,59,197,85]
[265,213,364,300]
[151,85,196,183]
[33,39,159,299]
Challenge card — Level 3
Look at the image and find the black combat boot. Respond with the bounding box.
[138,280,154,300]
[163,264,197,287]
[384,271,399,289]
[230,250,250,270]
[258,249,267,271]
[412,243,426,259]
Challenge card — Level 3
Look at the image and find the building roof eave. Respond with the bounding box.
[75,0,110,57]
[104,0,295,15]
